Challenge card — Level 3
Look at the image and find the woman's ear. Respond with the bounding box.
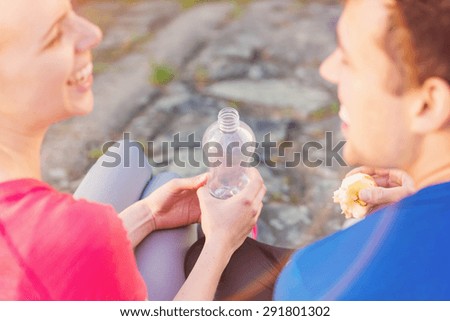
[410,77,450,134]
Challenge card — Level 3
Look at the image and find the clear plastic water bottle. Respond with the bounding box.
[202,107,256,199]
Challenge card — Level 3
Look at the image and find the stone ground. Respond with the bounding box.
[42,0,349,249]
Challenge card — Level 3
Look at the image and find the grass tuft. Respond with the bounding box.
[150,63,176,86]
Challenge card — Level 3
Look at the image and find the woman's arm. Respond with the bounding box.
[175,169,266,300]
[119,168,265,300]
[118,174,207,248]
[174,241,233,300]
[118,200,155,248]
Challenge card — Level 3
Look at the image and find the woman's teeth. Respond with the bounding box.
[68,63,93,86]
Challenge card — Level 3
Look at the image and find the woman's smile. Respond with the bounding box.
[67,62,93,91]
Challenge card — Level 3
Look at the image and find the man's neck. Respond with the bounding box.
[408,132,450,190]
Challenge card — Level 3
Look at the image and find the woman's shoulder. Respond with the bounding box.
[0,178,117,226]
[0,177,125,253]
[0,178,144,300]
[0,178,131,268]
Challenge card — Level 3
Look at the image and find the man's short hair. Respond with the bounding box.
[384,0,450,94]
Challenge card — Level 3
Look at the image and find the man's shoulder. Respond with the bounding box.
[277,182,450,300]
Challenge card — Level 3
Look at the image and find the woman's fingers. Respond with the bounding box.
[169,173,208,192]
[254,184,266,210]
[196,185,209,200]
[238,167,264,200]
[255,201,264,218]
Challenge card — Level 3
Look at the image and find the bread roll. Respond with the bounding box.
[333,173,377,219]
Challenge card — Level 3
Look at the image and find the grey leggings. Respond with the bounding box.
[73,140,197,300]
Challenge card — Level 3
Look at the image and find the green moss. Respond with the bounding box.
[177,0,253,10]
[330,101,340,114]
[227,101,241,110]
[178,0,202,9]
[309,102,340,120]
[150,63,176,86]
[88,148,104,160]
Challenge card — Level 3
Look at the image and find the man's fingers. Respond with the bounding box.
[359,186,411,204]
[372,175,388,187]
[345,166,390,178]
[387,169,415,190]
[345,166,370,177]
[346,168,415,191]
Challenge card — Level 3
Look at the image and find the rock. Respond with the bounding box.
[214,36,260,61]
[259,202,312,248]
[47,168,68,181]
[153,94,193,112]
[256,219,277,245]
[295,66,335,90]
[259,166,291,202]
[96,0,180,56]
[248,65,264,80]
[126,92,224,139]
[205,79,333,120]
[263,2,341,66]
[203,59,251,82]
[146,2,234,68]
[245,117,289,145]
[82,0,180,89]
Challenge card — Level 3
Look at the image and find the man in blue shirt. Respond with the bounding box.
[186,0,450,300]
[275,0,450,300]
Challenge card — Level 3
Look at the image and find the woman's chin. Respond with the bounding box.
[68,94,94,116]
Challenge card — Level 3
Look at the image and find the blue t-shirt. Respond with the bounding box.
[274,181,450,300]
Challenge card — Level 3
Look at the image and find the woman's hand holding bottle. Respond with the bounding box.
[173,167,266,300]
[197,167,266,254]
[142,174,208,231]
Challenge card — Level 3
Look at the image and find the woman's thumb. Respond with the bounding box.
[196,185,209,198]
[175,173,208,190]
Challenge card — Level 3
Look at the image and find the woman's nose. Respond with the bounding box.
[73,15,103,53]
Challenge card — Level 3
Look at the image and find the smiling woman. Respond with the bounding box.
[0,0,101,180]
[0,0,266,300]
[4,1,101,123]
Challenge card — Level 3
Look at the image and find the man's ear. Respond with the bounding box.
[410,77,450,134]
